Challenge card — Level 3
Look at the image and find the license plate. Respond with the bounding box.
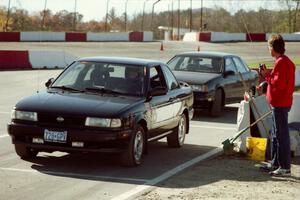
[44,129,67,143]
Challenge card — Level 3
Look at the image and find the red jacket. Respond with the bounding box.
[265,55,295,107]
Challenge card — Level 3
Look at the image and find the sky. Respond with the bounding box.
[1,0,282,22]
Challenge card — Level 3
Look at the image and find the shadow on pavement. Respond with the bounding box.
[27,141,216,184]
[154,154,300,190]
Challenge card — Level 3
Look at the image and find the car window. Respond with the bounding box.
[59,63,86,86]
[233,57,249,73]
[168,55,222,73]
[149,66,167,89]
[225,57,238,74]
[162,65,179,90]
[52,61,145,96]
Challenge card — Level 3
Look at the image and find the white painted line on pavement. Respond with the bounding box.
[0,135,9,139]
[190,124,236,130]
[0,167,148,183]
[112,146,224,200]
[0,111,11,114]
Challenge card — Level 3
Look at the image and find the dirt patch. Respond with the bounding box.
[138,154,300,200]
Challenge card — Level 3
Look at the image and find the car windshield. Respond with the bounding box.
[51,61,145,96]
[168,56,223,73]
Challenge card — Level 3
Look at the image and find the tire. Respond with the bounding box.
[120,125,145,167]
[14,144,38,159]
[167,114,186,148]
[210,89,223,117]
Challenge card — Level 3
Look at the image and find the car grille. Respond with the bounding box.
[38,113,85,128]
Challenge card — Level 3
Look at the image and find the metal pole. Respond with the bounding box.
[73,0,77,31]
[151,0,161,31]
[190,0,192,32]
[200,0,203,32]
[41,0,48,30]
[141,0,146,31]
[171,0,174,40]
[105,0,110,32]
[4,0,11,32]
[125,0,129,32]
[177,0,180,40]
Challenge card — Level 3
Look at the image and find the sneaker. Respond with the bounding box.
[269,168,291,177]
[259,163,278,172]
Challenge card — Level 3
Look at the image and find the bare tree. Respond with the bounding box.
[279,0,300,32]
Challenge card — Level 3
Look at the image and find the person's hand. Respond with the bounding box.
[259,64,268,78]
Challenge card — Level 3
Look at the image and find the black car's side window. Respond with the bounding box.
[161,65,179,90]
[232,57,249,73]
[225,58,238,74]
[149,66,167,89]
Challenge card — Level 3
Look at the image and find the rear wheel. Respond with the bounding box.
[167,114,186,148]
[14,144,38,159]
[120,125,145,167]
[210,89,223,117]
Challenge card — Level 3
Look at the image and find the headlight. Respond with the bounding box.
[12,110,38,121]
[85,117,121,128]
[190,84,208,92]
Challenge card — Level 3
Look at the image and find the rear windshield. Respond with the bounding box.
[168,56,223,73]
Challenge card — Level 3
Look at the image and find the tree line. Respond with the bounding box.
[0,0,299,39]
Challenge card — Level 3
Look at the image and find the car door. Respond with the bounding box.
[148,65,175,137]
[222,57,240,103]
[161,64,183,127]
[232,56,253,92]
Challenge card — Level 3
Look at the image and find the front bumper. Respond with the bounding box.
[8,122,133,153]
[192,91,215,108]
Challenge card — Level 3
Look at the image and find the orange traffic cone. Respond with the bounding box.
[160,42,164,51]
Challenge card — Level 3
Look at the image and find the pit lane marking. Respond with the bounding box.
[112,146,224,200]
[190,124,236,130]
[0,135,9,139]
[0,167,148,183]
[0,111,11,114]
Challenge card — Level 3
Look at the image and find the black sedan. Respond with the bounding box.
[8,57,194,166]
[167,51,258,116]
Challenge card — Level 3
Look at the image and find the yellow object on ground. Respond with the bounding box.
[246,137,267,161]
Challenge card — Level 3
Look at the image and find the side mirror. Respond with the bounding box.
[150,86,168,97]
[179,81,189,87]
[223,70,235,77]
[45,78,54,88]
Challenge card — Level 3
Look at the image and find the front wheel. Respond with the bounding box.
[120,125,145,167]
[14,144,38,159]
[167,114,187,148]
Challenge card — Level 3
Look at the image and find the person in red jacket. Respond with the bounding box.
[260,34,295,176]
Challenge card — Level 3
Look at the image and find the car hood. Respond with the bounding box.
[172,71,221,85]
[15,91,143,117]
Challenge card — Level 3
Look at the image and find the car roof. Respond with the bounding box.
[78,56,162,66]
[173,51,237,58]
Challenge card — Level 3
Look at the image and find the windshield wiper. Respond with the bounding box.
[50,86,84,93]
[85,87,122,95]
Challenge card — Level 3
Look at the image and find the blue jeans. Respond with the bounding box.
[270,107,291,170]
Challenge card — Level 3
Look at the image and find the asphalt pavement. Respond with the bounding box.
[1,41,299,200]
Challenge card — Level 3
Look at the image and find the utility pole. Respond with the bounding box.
[41,0,48,31]
[171,0,174,39]
[73,0,77,31]
[177,0,180,40]
[124,0,129,32]
[189,0,192,32]
[141,0,149,31]
[200,0,203,32]
[151,0,161,31]
[4,0,11,32]
[105,0,110,32]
